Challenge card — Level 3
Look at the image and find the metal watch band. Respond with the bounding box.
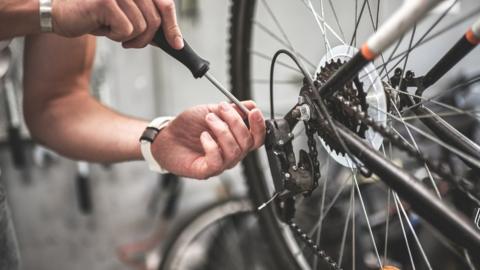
[139,117,174,174]
[39,0,53,32]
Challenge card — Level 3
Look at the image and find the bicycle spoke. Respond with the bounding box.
[463,249,476,270]
[389,98,442,199]
[314,157,330,248]
[299,0,346,45]
[388,87,480,120]
[352,181,356,270]
[326,0,346,41]
[253,79,302,84]
[394,193,433,270]
[338,184,354,267]
[393,192,417,270]
[351,169,383,268]
[253,20,317,69]
[380,0,461,78]
[378,34,405,78]
[350,0,368,47]
[319,0,331,58]
[401,110,480,121]
[261,0,314,73]
[306,0,333,58]
[379,142,393,265]
[383,188,391,264]
[364,0,391,81]
[309,173,353,234]
[251,50,302,73]
[370,104,480,169]
[383,22,417,83]
[402,75,480,114]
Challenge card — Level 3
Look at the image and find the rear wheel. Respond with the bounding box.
[159,198,276,270]
[228,1,480,269]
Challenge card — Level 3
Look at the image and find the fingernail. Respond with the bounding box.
[253,109,263,122]
[201,131,211,141]
[206,113,218,122]
[220,102,230,112]
[174,36,184,49]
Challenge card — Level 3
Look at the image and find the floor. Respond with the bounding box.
[0,144,234,270]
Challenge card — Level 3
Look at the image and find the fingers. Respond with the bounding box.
[154,0,184,49]
[248,108,266,149]
[231,100,258,119]
[218,102,254,153]
[219,100,265,149]
[197,131,223,179]
[102,0,134,41]
[116,0,147,43]
[122,0,161,48]
[99,0,182,48]
[205,113,242,168]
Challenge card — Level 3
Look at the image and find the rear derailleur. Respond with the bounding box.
[264,86,321,221]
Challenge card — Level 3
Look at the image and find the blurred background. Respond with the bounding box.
[0,0,479,269]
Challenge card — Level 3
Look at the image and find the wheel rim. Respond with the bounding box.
[230,0,480,269]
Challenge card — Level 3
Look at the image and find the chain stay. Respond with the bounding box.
[332,95,480,204]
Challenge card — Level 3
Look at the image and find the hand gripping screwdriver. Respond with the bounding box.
[151,29,250,116]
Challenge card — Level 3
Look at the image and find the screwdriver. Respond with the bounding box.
[151,29,250,117]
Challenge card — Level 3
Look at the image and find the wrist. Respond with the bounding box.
[0,0,41,38]
[140,117,174,173]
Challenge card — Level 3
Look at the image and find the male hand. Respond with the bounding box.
[152,101,266,179]
[51,0,183,48]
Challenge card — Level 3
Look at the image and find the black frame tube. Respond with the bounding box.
[413,33,480,170]
[420,35,477,91]
[334,123,480,254]
[318,52,370,97]
[413,105,480,168]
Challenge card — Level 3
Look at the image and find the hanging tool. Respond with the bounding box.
[151,29,250,116]
[3,78,27,169]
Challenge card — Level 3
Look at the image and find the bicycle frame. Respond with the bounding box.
[265,0,480,256]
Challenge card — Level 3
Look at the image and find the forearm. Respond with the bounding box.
[25,90,147,163]
[23,34,149,163]
[0,0,40,40]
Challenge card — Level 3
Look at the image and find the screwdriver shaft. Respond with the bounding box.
[204,72,250,115]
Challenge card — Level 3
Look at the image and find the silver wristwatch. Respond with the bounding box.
[139,117,174,174]
[39,0,53,32]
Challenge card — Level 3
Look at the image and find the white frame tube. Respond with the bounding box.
[364,0,444,57]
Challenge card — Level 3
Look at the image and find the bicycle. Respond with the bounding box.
[158,197,277,270]
[228,0,480,269]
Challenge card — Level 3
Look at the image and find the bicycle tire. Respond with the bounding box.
[158,198,276,270]
[228,1,306,269]
[228,1,480,269]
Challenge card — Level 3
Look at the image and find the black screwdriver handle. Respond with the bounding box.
[152,28,210,78]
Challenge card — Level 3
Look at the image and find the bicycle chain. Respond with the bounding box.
[288,221,343,270]
[305,121,321,189]
[286,82,478,268]
[332,95,480,204]
[287,92,479,268]
[286,119,340,269]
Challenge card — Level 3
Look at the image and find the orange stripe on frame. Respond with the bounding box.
[466,28,480,45]
[361,44,376,61]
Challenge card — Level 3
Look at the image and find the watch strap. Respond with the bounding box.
[140,117,174,174]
